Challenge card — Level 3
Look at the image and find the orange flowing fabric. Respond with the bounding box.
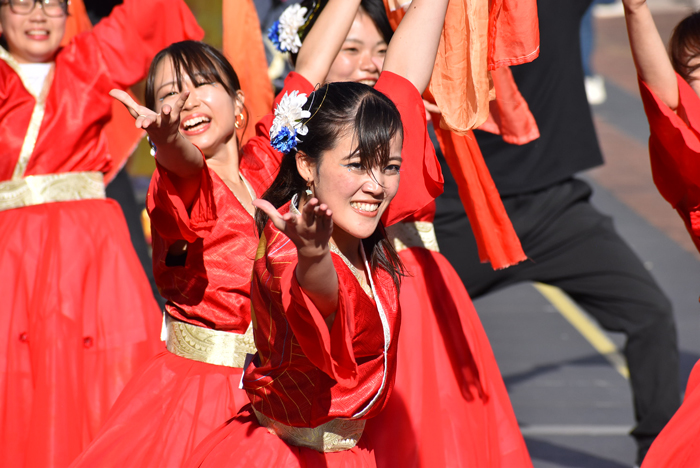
[61,0,144,184]
[384,0,534,269]
[222,0,275,146]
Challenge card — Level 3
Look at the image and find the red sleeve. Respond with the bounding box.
[240,72,316,194]
[147,155,217,243]
[89,0,203,89]
[639,75,700,203]
[268,243,364,388]
[375,71,444,226]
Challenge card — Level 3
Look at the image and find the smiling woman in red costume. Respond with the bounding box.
[182,0,446,466]
[69,1,373,467]
[0,0,201,466]
[622,1,700,466]
[275,1,532,466]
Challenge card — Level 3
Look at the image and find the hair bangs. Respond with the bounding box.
[671,12,700,82]
[351,92,403,173]
[145,41,241,111]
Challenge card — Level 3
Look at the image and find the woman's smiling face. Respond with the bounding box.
[298,130,402,243]
[152,56,244,157]
[0,1,66,63]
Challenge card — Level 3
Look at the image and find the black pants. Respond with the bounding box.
[434,177,680,453]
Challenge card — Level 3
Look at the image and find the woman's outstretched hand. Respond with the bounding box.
[253,197,333,258]
[109,89,190,150]
[255,196,339,321]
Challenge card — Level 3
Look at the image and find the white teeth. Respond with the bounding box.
[183,116,210,129]
[358,80,376,86]
[27,30,49,35]
[351,202,379,212]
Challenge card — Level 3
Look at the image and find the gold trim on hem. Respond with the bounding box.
[253,408,366,453]
[165,314,256,368]
[386,221,440,253]
[0,172,106,212]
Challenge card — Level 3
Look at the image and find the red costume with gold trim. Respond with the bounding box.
[186,71,443,468]
[636,75,700,468]
[71,72,311,468]
[0,2,201,466]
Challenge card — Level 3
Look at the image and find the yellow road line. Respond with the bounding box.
[533,283,630,379]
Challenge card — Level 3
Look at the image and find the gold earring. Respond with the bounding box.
[305,180,313,196]
[234,113,245,129]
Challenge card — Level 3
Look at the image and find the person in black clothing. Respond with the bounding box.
[433,0,679,464]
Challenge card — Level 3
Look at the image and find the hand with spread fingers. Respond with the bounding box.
[254,197,339,320]
[109,88,190,151]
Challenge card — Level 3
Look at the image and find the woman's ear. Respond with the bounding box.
[235,90,245,114]
[295,151,315,184]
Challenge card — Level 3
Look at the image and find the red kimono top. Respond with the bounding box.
[639,74,700,253]
[243,72,443,426]
[147,72,313,333]
[0,0,202,181]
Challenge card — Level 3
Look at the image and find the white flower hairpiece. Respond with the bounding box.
[270,90,311,153]
[268,4,308,54]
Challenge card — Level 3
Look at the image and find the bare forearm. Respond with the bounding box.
[295,0,362,85]
[296,252,339,319]
[624,2,679,109]
[383,0,449,94]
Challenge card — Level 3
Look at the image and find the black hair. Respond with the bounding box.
[257,81,406,287]
[670,12,700,83]
[290,0,393,66]
[145,41,248,136]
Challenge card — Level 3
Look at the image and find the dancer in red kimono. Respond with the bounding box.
[271,1,532,466]
[184,0,447,466]
[622,1,700,466]
[71,1,372,466]
[0,1,201,466]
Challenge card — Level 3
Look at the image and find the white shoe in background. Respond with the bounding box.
[593,0,625,18]
[585,74,607,105]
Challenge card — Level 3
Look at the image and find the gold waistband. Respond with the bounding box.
[386,221,440,253]
[165,314,256,368]
[0,172,105,212]
[253,408,366,453]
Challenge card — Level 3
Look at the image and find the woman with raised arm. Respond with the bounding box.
[70,2,364,467]
[274,1,531,466]
[184,0,446,466]
[0,1,201,465]
[623,2,700,466]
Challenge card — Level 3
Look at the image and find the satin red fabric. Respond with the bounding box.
[636,75,700,467]
[363,225,532,467]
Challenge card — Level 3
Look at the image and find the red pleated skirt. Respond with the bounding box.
[70,348,251,467]
[185,406,377,468]
[641,359,700,467]
[363,246,532,467]
[0,199,162,467]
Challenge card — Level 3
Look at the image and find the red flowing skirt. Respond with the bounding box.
[0,199,162,467]
[185,406,377,468]
[363,247,532,467]
[70,350,250,467]
[641,359,700,467]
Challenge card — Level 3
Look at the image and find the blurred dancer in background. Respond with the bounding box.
[433,0,680,465]
[0,0,201,465]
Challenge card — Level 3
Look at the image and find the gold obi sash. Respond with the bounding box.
[386,221,440,253]
[165,314,256,368]
[0,172,106,212]
[253,408,366,453]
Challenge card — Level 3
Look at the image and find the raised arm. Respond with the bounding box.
[294,0,363,85]
[623,0,679,109]
[382,0,449,94]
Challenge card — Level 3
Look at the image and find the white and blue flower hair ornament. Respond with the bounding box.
[270,85,329,153]
[267,1,323,54]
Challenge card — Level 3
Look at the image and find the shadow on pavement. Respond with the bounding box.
[502,353,613,388]
[525,437,630,468]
